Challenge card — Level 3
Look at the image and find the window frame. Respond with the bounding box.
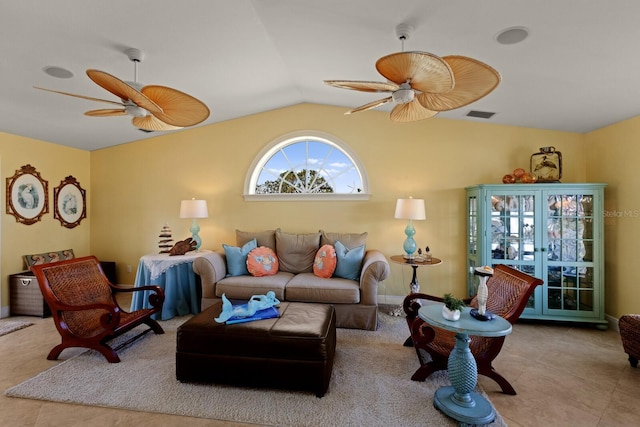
[243,130,370,201]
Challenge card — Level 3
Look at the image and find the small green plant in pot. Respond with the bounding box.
[442,293,464,321]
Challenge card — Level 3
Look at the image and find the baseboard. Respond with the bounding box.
[606,313,620,332]
[0,305,10,318]
[378,295,405,306]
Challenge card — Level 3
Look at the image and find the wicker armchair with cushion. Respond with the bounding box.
[403,264,543,395]
[30,255,165,363]
[619,314,640,368]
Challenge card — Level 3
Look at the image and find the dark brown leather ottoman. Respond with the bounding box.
[176,301,336,397]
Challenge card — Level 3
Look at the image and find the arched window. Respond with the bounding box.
[244,131,369,201]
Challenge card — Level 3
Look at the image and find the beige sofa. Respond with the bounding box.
[192,229,390,330]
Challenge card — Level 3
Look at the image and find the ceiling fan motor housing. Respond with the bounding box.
[124,104,148,117]
[392,87,415,104]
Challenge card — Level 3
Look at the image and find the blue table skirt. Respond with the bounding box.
[130,259,201,320]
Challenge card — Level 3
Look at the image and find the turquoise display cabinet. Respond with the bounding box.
[465,183,607,329]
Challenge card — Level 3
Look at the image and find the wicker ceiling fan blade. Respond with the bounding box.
[86,69,163,114]
[84,109,127,117]
[132,115,183,132]
[389,99,438,123]
[376,52,454,93]
[34,86,124,106]
[141,85,210,127]
[345,97,393,115]
[417,56,501,111]
[324,80,399,93]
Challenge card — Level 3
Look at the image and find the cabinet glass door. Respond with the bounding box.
[544,193,596,316]
[467,194,479,295]
[489,192,539,311]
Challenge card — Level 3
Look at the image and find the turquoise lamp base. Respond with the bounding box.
[190,219,202,251]
[403,220,417,257]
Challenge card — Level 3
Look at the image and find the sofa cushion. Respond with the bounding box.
[222,239,257,276]
[215,271,293,301]
[236,229,278,250]
[313,244,337,278]
[247,246,279,277]
[286,273,360,304]
[333,240,365,281]
[320,230,367,249]
[275,230,320,274]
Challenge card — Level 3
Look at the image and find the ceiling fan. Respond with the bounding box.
[324,24,501,123]
[35,48,210,132]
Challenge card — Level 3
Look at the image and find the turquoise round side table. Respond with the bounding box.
[418,304,512,425]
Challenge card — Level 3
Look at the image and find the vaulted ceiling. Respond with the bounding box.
[2,0,639,150]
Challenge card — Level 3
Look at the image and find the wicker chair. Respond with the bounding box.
[619,314,640,368]
[403,264,543,395]
[30,255,165,363]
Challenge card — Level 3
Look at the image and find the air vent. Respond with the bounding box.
[466,110,496,119]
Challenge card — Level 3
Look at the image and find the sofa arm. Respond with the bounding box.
[359,250,390,305]
[192,252,227,299]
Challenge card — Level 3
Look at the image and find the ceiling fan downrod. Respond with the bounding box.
[124,48,144,84]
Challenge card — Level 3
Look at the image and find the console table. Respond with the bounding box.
[418,304,512,425]
[131,251,215,320]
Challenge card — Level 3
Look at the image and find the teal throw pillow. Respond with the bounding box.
[223,238,257,276]
[333,240,365,281]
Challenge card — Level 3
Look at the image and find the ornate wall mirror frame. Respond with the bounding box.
[5,164,49,225]
[53,176,87,228]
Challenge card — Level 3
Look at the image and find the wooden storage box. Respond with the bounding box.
[9,272,50,317]
[9,261,116,318]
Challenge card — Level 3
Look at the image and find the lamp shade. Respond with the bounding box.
[179,199,208,219]
[394,197,426,220]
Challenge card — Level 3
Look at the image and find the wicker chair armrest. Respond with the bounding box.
[114,284,161,293]
[403,292,443,317]
[50,301,119,313]
[132,285,165,309]
[410,316,436,347]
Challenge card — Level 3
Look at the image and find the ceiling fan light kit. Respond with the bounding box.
[35,48,210,132]
[324,24,501,123]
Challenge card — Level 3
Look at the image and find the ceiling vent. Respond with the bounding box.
[466,110,496,119]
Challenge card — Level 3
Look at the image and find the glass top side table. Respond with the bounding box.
[418,304,512,425]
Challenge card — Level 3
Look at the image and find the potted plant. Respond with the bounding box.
[442,293,464,321]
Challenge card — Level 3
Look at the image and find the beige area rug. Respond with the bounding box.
[5,313,506,427]
[0,319,33,337]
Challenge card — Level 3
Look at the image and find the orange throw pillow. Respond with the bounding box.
[313,244,337,278]
[246,246,279,277]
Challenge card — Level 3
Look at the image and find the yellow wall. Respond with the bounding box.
[0,132,90,314]
[585,116,640,318]
[89,103,586,300]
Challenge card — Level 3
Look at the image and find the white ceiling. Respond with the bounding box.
[2,0,640,151]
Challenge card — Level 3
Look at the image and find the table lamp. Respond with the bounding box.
[394,197,426,258]
[179,198,208,251]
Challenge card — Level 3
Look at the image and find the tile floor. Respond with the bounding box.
[1,311,638,426]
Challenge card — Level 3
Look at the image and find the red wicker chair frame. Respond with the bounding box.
[30,256,165,363]
[403,264,543,395]
[619,314,640,368]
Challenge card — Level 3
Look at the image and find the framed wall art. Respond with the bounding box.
[53,175,87,228]
[6,164,49,225]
